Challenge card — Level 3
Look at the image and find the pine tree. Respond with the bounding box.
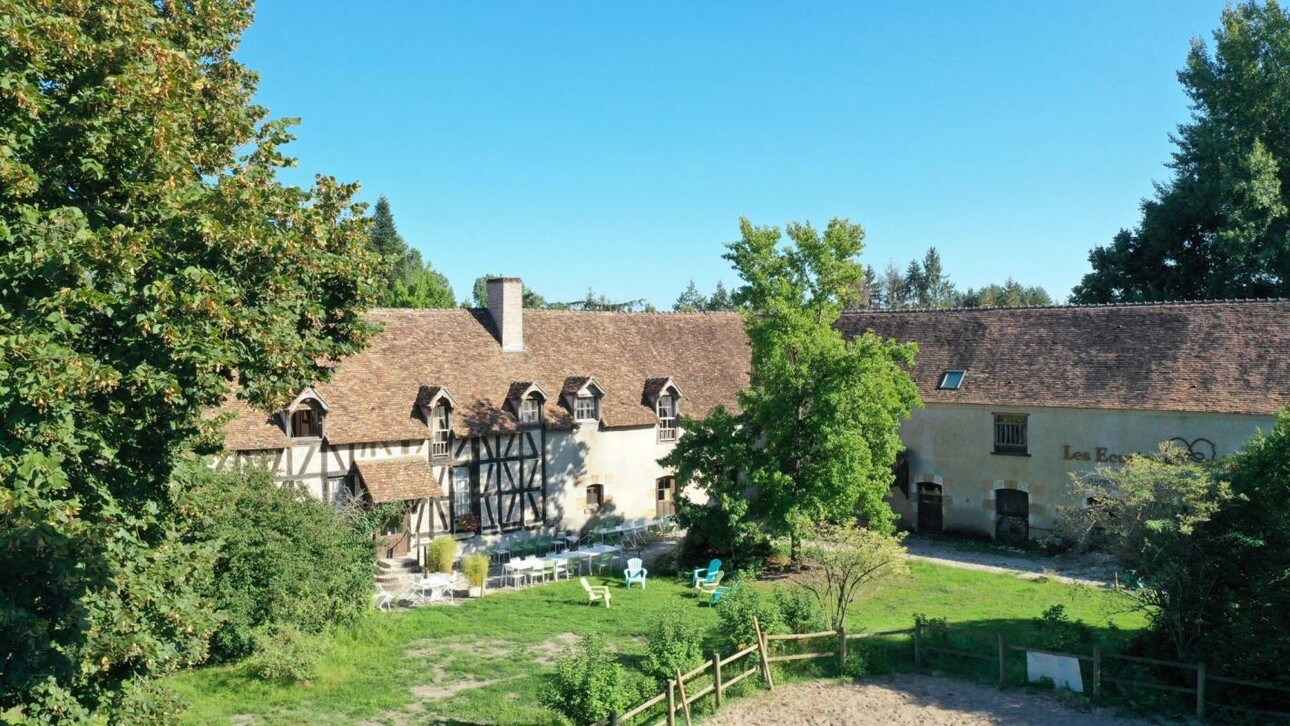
[706,281,736,311]
[366,197,454,307]
[673,280,708,311]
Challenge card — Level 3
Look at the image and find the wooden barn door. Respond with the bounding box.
[917,483,943,533]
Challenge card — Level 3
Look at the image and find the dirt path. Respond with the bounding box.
[903,536,1118,587]
[700,675,1145,725]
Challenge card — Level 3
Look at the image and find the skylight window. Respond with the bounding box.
[937,370,966,390]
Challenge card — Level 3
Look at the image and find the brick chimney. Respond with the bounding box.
[487,277,524,352]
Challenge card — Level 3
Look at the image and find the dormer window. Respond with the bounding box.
[562,376,605,425]
[657,394,677,442]
[431,405,451,458]
[291,407,322,438]
[643,377,683,444]
[575,396,599,421]
[507,382,547,427]
[416,384,457,459]
[518,397,541,425]
[284,388,329,439]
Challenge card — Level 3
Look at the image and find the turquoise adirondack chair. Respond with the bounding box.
[703,581,735,607]
[623,558,648,588]
[691,559,722,589]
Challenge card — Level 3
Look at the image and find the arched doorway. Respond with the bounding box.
[917,482,943,533]
[995,489,1029,544]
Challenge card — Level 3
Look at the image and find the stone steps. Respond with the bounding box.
[376,556,420,587]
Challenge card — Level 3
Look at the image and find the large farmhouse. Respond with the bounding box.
[217,279,1290,554]
[215,278,750,559]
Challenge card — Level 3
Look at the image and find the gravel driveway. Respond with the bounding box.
[903,536,1119,587]
[700,675,1145,725]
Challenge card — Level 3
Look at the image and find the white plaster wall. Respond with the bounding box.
[546,422,681,534]
[889,403,1275,540]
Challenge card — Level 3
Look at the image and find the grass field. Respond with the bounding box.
[169,560,1146,725]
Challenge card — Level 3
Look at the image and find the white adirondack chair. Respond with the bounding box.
[580,577,612,608]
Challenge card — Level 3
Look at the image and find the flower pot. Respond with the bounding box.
[468,584,484,598]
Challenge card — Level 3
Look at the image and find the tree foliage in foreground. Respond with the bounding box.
[1062,418,1290,686]
[1073,2,1290,302]
[0,2,381,719]
[663,218,921,565]
[184,467,377,663]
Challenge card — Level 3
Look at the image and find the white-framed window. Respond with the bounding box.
[656,394,677,442]
[518,397,541,425]
[431,404,451,458]
[937,370,966,390]
[575,395,598,421]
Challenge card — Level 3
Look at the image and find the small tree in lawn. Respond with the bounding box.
[792,522,909,633]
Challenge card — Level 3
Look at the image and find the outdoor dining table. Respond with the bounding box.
[502,557,547,587]
[554,544,623,574]
[414,572,456,602]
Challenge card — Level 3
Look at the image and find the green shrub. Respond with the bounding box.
[540,635,628,725]
[426,535,457,573]
[185,467,377,662]
[716,577,785,650]
[643,604,707,684]
[462,553,490,589]
[1034,604,1092,652]
[244,624,320,684]
[774,586,826,634]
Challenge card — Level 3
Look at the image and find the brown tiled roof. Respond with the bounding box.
[219,308,751,449]
[355,456,443,503]
[643,377,678,401]
[836,300,1290,416]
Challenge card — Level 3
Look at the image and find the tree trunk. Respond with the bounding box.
[790,532,801,567]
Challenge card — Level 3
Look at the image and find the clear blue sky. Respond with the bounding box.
[238,1,1229,307]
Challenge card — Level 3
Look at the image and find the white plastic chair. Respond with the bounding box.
[580,577,611,607]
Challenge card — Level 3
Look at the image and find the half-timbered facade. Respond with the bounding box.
[215,277,751,557]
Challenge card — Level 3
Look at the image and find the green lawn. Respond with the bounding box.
[169,561,1146,725]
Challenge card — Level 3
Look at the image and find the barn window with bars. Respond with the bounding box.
[993,413,1028,456]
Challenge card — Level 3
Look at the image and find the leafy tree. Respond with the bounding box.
[642,604,706,684]
[791,522,909,632]
[705,281,737,311]
[673,280,708,311]
[184,467,376,662]
[367,196,454,307]
[468,274,548,308]
[664,407,768,565]
[1060,443,1234,660]
[0,2,381,719]
[1072,2,1290,302]
[1205,410,1290,680]
[665,218,921,565]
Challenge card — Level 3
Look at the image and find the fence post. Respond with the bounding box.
[1092,647,1101,699]
[713,652,723,708]
[838,625,847,673]
[753,616,775,691]
[675,669,693,726]
[1196,661,1206,720]
[666,679,676,726]
[997,632,1007,688]
[609,711,618,726]
[914,620,923,669]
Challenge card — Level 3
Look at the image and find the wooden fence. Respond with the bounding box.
[591,619,914,726]
[915,621,1290,721]
[592,618,1290,724]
